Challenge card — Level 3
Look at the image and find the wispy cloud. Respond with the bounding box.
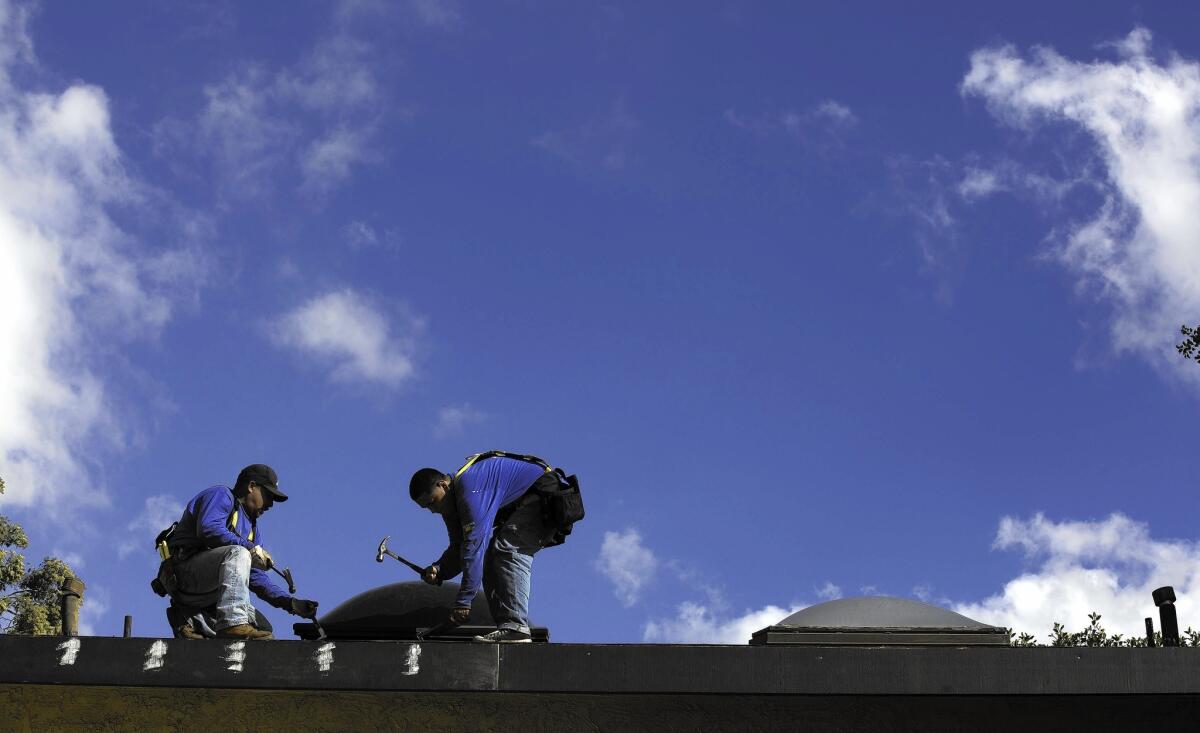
[301,125,376,196]
[533,97,638,173]
[407,0,460,29]
[154,2,387,201]
[954,512,1200,639]
[724,99,858,152]
[596,528,658,607]
[963,28,1200,379]
[0,1,196,516]
[433,403,487,438]
[643,602,801,644]
[344,220,402,252]
[270,290,424,388]
[117,494,184,560]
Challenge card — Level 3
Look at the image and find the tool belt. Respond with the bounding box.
[150,522,180,597]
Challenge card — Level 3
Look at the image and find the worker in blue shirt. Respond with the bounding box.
[165,464,319,640]
[409,454,563,643]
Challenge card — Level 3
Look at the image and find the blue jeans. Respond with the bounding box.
[484,496,555,634]
[172,545,256,631]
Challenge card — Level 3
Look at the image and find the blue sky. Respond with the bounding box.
[4,0,1200,643]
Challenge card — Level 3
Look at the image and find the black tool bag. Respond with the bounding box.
[528,469,585,547]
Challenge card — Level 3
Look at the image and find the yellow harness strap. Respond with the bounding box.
[228,508,255,542]
[455,451,556,480]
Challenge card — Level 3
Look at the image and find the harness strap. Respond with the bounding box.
[228,508,255,542]
[455,450,557,479]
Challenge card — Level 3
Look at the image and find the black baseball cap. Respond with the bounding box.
[237,464,288,502]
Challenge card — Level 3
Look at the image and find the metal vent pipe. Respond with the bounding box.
[60,577,85,636]
[1153,586,1180,647]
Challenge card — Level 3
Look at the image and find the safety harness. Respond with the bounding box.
[454,451,585,546]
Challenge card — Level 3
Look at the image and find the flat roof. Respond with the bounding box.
[3,636,1200,696]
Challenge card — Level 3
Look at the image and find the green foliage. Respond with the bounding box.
[1177,324,1200,363]
[1010,612,1200,648]
[0,476,79,635]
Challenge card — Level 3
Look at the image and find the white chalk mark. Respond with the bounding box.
[143,640,168,672]
[56,638,81,666]
[401,643,421,676]
[224,641,246,673]
[315,642,336,672]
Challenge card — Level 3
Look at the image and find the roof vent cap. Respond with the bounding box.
[749,596,1008,646]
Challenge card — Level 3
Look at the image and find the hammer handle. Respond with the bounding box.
[389,551,425,576]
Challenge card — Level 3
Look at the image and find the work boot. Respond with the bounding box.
[166,606,205,640]
[216,623,274,640]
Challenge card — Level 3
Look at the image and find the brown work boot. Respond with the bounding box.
[166,607,205,640]
[216,623,274,640]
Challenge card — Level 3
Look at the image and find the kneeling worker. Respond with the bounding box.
[410,451,583,643]
[163,464,319,640]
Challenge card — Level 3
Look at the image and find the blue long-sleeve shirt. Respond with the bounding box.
[168,485,292,610]
[434,457,546,607]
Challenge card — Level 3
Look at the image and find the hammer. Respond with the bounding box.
[376,535,425,576]
[271,565,296,595]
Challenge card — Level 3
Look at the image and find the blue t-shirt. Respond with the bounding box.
[434,457,546,607]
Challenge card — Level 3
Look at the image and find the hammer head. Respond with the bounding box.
[282,567,296,595]
[376,535,390,563]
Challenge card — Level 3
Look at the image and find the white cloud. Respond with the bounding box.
[344,220,402,252]
[815,581,842,601]
[810,100,858,127]
[433,403,486,438]
[726,99,858,145]
[157,4,384,201]
[301,125,375,195]
[407,0,460,29]
[194,67,297,199]
[0,2,188,516]
[533,97,638,173]
[596,528,658,607]
[962,28,1200,378]
[77,583,108,636]
[643,601,801,644]
[271,290,423,388]
[954,513,1200,640]
[117,494,184,560]
[279,33,378,111]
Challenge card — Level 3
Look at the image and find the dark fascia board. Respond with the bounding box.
[750,626,1011,646]
[3,637,1200,696]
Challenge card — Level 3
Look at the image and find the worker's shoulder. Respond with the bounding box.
[191,484,234,504]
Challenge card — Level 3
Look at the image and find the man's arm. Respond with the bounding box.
[432,512,463,580]
[193,488,256,551]
[453,491,504,609]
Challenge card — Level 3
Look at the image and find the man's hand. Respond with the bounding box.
[448,607,470,625]
[289,598,319,619]
[421,564,440,586]
[250,545,273,570]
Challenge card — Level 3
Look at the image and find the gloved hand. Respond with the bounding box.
[448,606,470,625]
[250,545,273,570]
[290,598,319,619]
[421,564,441,586]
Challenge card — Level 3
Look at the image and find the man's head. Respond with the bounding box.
[235,464,288,520]
[410,468,451,514]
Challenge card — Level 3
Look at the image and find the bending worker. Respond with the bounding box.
[409,451,583,643]
[163,464,320,640]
